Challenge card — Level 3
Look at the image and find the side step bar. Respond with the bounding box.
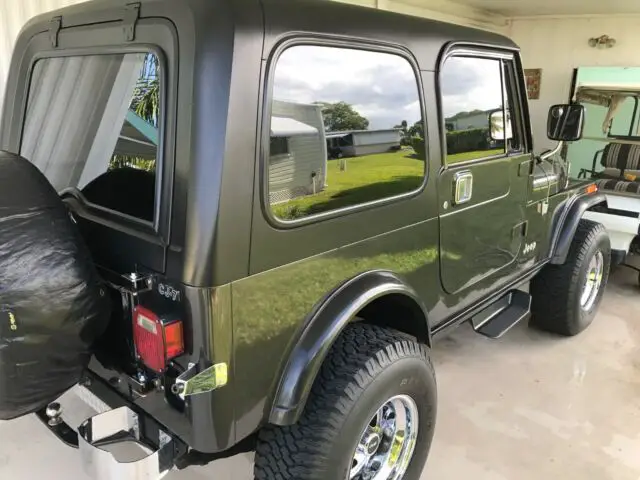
[471,290,531,339]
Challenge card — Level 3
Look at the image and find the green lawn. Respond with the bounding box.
[449,148,502,163]
[272,148,503,220]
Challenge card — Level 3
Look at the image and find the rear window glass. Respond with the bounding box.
[21,52,161,223]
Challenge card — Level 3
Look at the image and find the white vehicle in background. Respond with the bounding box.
[574,83,640,282]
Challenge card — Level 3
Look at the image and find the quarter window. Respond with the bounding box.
[440,55,522,164]
[266,44,425,221]
[22,52,161,223]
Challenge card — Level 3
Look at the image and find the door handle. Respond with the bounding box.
[453,171,473,205]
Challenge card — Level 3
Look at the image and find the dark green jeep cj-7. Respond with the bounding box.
[0,0,610,479]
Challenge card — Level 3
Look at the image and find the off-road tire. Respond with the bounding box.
[254,323,437,480]
[530,219,610,336]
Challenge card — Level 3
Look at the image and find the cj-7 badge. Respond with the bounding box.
[158,283,181,302]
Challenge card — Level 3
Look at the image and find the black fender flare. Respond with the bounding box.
[268,270,430,426]
[549,192,606,265]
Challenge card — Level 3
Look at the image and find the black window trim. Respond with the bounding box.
[260,34,429,229]
[501,59,526,156]
[437,44,527,169]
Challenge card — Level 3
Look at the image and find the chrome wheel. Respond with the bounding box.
[348,395,419,480]
[581,250,604,311]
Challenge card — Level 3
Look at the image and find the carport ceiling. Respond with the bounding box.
[438,0,640,16]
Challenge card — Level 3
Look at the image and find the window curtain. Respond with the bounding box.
[21,53,145,191]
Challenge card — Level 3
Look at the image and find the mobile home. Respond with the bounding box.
[326,128,401,157]
[269,100,327,204]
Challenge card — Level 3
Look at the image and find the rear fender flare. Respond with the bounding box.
[268,270,430,426]
[550,192,606,265]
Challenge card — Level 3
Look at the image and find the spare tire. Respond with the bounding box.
[0,151,111,420]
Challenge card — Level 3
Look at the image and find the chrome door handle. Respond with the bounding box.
[453,171,473,205]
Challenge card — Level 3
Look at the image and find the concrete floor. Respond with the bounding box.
[1,266,640,479]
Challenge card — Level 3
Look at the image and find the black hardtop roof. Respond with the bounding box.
[20,0,517,72]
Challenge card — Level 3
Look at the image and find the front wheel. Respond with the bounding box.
[530,219,611,336]
[254,323,437,480]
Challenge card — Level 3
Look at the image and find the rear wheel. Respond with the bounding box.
[530,219,610,336]
[254,323,437,480]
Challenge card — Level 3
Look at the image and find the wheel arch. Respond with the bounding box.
[267,270,431,426]
[549,191,607,265]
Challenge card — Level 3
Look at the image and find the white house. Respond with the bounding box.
[446,110,493,131]
[326,129,402,157]
[269,100,327,204]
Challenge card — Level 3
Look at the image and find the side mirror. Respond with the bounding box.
[547,104,584,142]
[489,109,513,141]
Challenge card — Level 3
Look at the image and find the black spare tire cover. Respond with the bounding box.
[0,151,111,420]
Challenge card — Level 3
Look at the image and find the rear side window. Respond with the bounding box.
[265,44,425,222]
[21,52,161,223]
[440,55,522,164]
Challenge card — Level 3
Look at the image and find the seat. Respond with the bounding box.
[597,178,640,196]
[579,142,640,183]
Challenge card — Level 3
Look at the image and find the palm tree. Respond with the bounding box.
[133,78,159,126]
[394,120,410,145]
[109,54,160,172]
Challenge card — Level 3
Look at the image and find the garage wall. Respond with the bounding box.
[337,0,508,32]
[509,15,640,152]
[0,0,86,114]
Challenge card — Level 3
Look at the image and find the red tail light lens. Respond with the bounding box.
[133,306,184,373]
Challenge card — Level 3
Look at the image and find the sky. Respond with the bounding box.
[273,45,503,130]
[440,56,503,118]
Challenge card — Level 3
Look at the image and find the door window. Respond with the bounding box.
[441,55,522,164]
[265,44,425,221]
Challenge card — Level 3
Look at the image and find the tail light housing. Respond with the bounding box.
[133,306,184,373]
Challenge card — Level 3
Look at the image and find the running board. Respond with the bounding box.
[471,290,531,339]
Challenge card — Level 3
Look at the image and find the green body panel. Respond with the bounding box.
[231,218,440,437]
[524,189,571,263]
[229,152,578,437]
[438,153,531,294]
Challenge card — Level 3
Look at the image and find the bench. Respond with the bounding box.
[579,142,640,195]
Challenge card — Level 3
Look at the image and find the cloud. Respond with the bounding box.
[273,46,421,129]
[440,57,503,118]
[271,46,503,130]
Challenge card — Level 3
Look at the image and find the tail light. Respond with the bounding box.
[133,306,184,373]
